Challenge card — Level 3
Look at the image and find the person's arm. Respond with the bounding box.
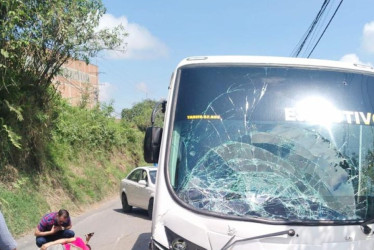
[40,238,76,250]
[34,225,62,237]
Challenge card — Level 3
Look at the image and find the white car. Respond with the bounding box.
[120,166,157,218]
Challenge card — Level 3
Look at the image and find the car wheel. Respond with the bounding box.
[148,198,154,219]
[122,193,132,213]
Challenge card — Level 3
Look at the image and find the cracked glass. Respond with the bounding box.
[168,65,374,222]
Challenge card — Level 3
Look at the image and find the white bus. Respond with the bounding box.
[144,56,374,250]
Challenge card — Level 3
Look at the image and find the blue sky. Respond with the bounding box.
[96,0,374,114]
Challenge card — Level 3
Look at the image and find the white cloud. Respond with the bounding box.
[340,53,364,64]
[99,82,113,102]
[362,21,374,54]
[98,14,168,59]
[339,21,374,66]
[340,53,372,66]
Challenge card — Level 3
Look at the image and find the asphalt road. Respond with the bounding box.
[16,197,152,250]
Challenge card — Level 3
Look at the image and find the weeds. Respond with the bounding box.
[0,98,147,236]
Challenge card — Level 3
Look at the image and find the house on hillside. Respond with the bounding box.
[54,59,99,108]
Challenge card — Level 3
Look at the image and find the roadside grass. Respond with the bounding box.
[0,106,145,237]
[0,177,49,236]
[0,99,149,237]
[0,148,137,237]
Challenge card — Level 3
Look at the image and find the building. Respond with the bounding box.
[54,59,99,108]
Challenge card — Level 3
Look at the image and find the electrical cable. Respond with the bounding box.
[297,0,329,57]
[307,0,344,58]
[291,0,330,57]
[303,0,335,57]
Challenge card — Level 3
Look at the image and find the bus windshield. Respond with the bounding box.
[168,65,374,223]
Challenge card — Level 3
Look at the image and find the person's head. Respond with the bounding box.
[56,209,70,225]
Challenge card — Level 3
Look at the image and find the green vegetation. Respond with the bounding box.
[0,0,126,171]
[122,99,165,131]
[0,97,151,236]
[0,96,157,236]
[0,0,157,237]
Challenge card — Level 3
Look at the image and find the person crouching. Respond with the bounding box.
[35,209,75,248]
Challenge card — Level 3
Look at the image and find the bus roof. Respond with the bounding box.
[177,56,374,75]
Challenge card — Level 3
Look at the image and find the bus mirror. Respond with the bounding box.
[144,126,163,163]
[161,101,167,113]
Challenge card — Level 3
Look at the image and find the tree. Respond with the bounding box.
[121,99,164,132]
[0,0,127,169]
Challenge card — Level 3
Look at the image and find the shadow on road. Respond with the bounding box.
[132,232,152,250]
[113,207,150,220]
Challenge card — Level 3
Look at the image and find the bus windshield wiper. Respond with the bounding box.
[360,218,374,235]
[221,229,296,250]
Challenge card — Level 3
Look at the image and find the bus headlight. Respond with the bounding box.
[171,238,187,250]
[165,227,206,250]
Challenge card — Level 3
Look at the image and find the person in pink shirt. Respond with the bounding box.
[40,233,94,250]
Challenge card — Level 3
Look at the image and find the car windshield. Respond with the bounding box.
[168,65,374,223]
[149,170,157,184]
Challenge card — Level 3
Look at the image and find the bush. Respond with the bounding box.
[0,97,149,236]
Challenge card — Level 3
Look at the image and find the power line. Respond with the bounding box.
[293,0,330,57]
[291,0,330,57]
[307,0,344,58]
[303,1,334,57]
[291,0,344,58]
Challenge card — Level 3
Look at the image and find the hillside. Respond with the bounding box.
[0,98,156,236]
[0,0,135,236]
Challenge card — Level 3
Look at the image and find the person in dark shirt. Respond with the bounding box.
[34,209,75,248]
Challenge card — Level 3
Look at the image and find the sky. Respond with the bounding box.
[95,0,374,115]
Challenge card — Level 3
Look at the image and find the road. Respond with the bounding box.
[16,197,152,250]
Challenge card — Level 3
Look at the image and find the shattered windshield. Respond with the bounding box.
[168,65,374,222]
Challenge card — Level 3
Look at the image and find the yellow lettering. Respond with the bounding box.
[284,108,373,126]
[360,112,371,125]
[187,114,222,120]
